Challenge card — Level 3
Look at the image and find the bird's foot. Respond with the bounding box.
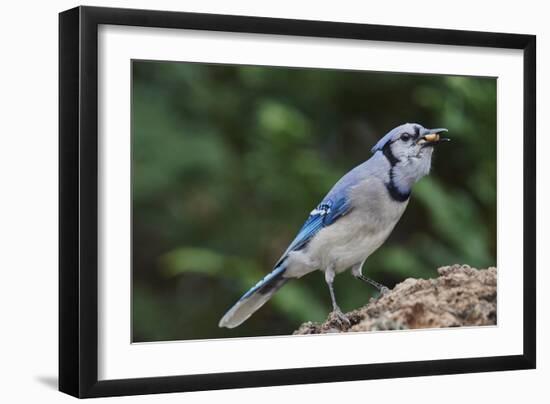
[328,308,351,330]
[357,275,390,297]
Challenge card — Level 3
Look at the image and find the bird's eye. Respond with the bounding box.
[401,133,411,141]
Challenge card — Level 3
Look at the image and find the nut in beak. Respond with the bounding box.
[424,133,440,142]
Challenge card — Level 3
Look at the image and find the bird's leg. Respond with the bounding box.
[325,267,350,328]
[351,262,390,296]
[359,275,390,295]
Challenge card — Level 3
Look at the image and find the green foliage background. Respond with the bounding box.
[132,60,496,342]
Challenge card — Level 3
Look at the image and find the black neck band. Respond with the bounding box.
[386,179,411,202]
[382,141,399,166]
[386,167,411,202]
[382,141,409,202]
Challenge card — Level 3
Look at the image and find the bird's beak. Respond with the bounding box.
[418,128,450,146]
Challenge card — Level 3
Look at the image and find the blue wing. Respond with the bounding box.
[275,195,352,267]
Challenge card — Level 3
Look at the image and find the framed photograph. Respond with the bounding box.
[59,6,536,398]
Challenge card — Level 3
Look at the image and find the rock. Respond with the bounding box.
[293,265,497,335]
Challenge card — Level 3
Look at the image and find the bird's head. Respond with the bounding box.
[372,123,450,189]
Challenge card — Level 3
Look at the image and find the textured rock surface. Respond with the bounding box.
[294,265,497,335]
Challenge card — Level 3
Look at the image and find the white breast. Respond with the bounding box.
[284,177,408,278]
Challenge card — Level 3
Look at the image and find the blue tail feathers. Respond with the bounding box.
[218,263,289,328]
[240,263,287,301]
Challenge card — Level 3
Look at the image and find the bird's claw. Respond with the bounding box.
[328,308,351,330]
[379,286,390,296]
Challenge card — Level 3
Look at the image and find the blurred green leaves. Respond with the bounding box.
[415,178,492,267]
[257,100,312,144]
[131,61,496,342]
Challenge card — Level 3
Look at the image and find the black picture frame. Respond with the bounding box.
[59,5,536,398]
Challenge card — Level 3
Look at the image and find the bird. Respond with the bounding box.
[218,123,449,329]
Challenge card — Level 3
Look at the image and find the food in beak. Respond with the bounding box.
[417,132,450,147]
[424,133,440,142]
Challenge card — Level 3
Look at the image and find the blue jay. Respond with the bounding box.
[219,123,449,328]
